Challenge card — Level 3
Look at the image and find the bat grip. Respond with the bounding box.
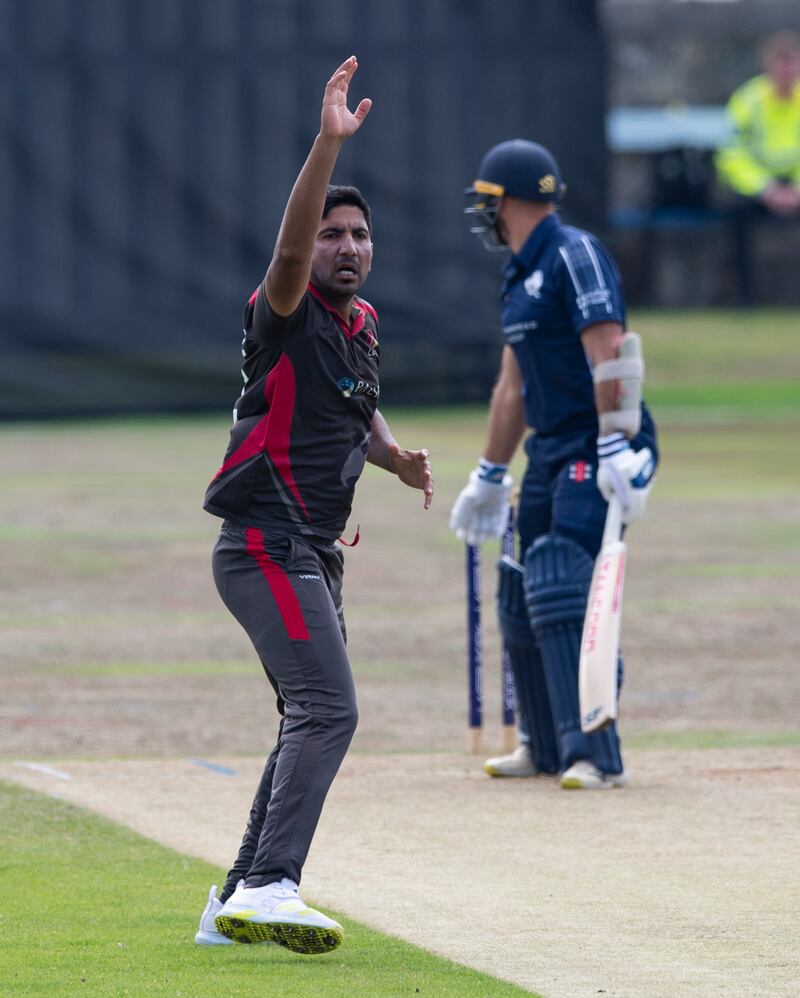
[602,495,624,547]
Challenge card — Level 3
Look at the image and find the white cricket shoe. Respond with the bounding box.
[215,877,343,954]
[484,743,538,778]
[195,885,233,945]
[560,760,628,790]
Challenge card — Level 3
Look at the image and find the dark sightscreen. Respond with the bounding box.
[0,0,606,418]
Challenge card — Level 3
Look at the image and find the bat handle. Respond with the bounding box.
[602,495,624,547]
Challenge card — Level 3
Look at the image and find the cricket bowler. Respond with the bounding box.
[194,56,433,953]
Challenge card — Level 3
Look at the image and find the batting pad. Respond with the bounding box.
[524,534,623,775]
[496,556,559,774]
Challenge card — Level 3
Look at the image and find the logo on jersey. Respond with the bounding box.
[569,461,593,483]
[337,377,380,401]
[524,270,544,299]
[298,573,321,581]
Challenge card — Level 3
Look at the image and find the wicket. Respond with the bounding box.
[465,508,517,753]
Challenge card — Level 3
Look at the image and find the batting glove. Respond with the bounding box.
[449,459,513,545]
[597,433,656,525]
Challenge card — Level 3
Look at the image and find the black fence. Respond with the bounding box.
[0,0,607,418]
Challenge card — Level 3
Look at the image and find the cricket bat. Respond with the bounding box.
[579,495,625,734]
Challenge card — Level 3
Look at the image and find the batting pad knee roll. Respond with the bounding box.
[524,533,623,774]
[496,556,559,774]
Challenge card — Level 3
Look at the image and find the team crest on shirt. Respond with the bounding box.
[524,270,544,298]
[569,461,593,483]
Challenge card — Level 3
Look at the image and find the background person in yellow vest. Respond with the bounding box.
[716,30,800,305]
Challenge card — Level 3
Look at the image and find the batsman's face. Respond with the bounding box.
[493,198,512,246]
[311,206,373,299]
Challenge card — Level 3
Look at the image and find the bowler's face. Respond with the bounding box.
[311,205,373,300]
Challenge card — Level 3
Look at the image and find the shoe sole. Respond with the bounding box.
[560,776,625,790]
[215,915,342,954]
[195,929,234,945]
[484,765,538,778]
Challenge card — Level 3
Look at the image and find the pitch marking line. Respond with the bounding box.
[14,761,72,780]
[189,758,238,776]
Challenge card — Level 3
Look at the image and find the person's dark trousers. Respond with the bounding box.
[212,523,357,898]
[726,190,799,307]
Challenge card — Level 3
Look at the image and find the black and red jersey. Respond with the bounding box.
[204,283,380,541]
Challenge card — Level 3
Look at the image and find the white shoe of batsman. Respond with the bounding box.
[215,878,343,954]
[560,760,628,790]
[484,743,538,778]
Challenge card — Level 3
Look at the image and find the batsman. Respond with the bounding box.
[450,140,658,789]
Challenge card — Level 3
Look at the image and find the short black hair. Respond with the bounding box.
[323,185,373,236]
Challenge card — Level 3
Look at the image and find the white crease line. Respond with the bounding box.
[14,761,72,781]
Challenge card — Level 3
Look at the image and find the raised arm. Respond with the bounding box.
[264,57,372,317]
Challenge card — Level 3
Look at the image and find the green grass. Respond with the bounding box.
[645,379,800,420]
[0,781,537,998]
[625,729,800,751]
[629,308,800,377]
[626,308,800,421]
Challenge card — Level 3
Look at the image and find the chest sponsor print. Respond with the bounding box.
[337,376,380,401]
[503,319,538,344]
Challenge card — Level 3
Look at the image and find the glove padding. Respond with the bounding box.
[449,469,513,545]
[597,443,656,525]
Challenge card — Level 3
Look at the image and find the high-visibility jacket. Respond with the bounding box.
[715,75,800,196]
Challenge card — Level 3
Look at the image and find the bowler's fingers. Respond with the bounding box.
[419,449,434,510]
[327,56,358,90]
[353,98,372,125]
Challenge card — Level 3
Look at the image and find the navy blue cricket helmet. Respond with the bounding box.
[465,139,566,249]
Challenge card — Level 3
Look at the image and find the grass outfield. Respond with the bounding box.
[1,308,798,996]
[619,308,800,420]
[0,781,536,998]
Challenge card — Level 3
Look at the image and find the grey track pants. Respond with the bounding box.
[211,522,357,896]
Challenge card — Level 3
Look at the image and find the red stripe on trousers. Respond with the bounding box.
[245,528,310,641]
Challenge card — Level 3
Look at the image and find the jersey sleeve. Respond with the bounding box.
[243,283,310,347]
[556,233,625,332]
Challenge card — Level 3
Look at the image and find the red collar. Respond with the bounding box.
[308,283,373,342]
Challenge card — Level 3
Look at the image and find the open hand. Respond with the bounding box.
[321,56,372,140]
[388,444,433,510]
